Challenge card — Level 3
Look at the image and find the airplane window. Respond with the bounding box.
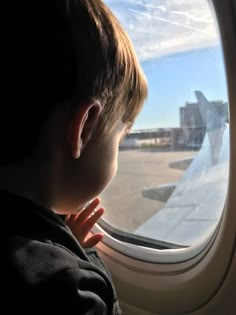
[100,0,229,249]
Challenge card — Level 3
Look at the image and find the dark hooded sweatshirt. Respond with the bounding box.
[0,190,122,314]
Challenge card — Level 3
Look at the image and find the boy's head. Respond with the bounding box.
[1,0,148,212]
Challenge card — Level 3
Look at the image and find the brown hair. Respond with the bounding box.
[0,0,147,163]
[68,0,148,135]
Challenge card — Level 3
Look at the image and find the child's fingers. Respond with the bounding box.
[65,213,79,223]
[83,233,104,248]
[81,207,104,235]
[75,198,101,225]
[65,214,71,221]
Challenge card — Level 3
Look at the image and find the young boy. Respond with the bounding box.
[0,0,147,313]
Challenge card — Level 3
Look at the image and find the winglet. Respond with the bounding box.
[194,90,225,131]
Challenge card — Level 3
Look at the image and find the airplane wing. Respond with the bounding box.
[135,91,229,246]
[142,182,176,203]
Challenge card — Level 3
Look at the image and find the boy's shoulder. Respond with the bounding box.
[0,234,117,313]
[2,234,83,276]
[1,233,110,279]
[0,190,120,313]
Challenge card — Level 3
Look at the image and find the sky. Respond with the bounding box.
[104,0,228,129]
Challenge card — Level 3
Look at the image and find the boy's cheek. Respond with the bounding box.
[102,162,117,189]
[96,160,118,194]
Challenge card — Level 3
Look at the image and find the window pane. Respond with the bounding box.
[101,0,229,247]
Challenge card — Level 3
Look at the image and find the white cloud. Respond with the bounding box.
[104,0,219,61]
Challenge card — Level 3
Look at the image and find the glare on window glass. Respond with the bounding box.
[101,0,229,247]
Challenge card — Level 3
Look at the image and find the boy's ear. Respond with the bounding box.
[68,100,102,159]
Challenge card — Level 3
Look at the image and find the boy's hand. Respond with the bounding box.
[65,198,104,248]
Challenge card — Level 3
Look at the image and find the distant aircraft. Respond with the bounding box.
[136,91,229,246]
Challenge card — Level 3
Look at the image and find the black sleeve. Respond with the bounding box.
[85,248,123,315]
[85,248,114,281]
[35,268,111,314]
[32,267,122,315]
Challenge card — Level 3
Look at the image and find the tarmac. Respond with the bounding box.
[100,147,196,232]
